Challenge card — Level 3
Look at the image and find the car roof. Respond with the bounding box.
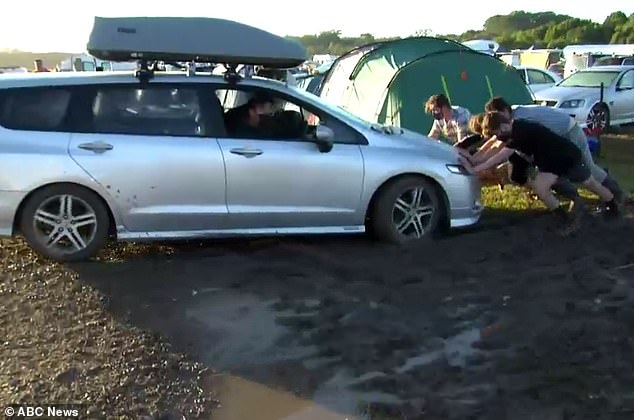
[0,71,292,89]
[514,65,548,70]
[580,65,634,72]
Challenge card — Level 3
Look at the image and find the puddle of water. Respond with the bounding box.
[187,291,432,418]
[187,291,394,418]
[312,370,402,419]
[185,292,317,368]
[616,265,634,283]
[396,328,481,373]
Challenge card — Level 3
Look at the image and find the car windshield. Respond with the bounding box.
[290,86,371,127]
[558,71,620,88]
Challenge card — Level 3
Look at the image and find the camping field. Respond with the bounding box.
[1,130,633,419]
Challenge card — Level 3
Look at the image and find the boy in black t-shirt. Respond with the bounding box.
[459,112,620,232]
[458,113,581,201]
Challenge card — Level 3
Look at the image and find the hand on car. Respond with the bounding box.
[455,147,473,160]
[458,156,477,174]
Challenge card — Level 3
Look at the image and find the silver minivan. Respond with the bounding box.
[0,18,482,262]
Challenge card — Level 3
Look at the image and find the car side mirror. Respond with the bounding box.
[314,125,334,153]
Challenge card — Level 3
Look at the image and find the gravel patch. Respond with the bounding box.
[0,239,217,419]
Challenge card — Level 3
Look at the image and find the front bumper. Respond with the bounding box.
[445,174,483,228]
[534,100,591,128]
[560,106,592,128]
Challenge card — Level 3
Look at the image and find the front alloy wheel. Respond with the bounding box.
[371,176,442,244]
[393,187,436,239]
[586,104,610,132]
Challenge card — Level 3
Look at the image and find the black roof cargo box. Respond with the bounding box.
[87,16,308,68]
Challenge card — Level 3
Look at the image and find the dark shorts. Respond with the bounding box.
[508,153,531,185]
[563,160,591,183]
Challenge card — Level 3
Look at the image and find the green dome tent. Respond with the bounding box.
[319,37,534,136]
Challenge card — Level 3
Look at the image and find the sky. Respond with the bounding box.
[1,0,632,52]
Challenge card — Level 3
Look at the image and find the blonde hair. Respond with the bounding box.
[468,113,485,135]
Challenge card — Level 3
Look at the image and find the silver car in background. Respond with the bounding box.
[533,65,634,131]
[0,72,482,262]
[513,65,562,95]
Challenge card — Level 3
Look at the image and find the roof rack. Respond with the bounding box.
[130,59,245,83]
[87,17,307,83]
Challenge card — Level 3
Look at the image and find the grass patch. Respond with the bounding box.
[596,133,634,195]
[482,185,544,211]
[482,131,634,209]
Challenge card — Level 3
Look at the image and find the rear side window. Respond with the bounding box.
[527,69,553,84]
[91,86,203,137]
[0,87,71,131]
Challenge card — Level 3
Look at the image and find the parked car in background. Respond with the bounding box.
[547,62,564,78]
[592,56,634,67]
[0,66,28,74]
[296,73,325,94]
[533,65,634,131]
[514,65,562,95]
[296,61,333,94]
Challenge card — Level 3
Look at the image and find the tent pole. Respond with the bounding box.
[440,75,451,102]
[485,75,494,98]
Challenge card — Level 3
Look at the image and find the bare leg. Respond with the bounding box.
[581,177,614,202]
[552,178,580,201]
[532,172,560,210]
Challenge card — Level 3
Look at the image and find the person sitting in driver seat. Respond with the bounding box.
[224,93,276,138]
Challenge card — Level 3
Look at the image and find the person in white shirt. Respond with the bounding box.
[424,94,471,144]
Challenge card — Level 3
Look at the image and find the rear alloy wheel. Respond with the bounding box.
[20,185,110,262]
[586,104,610,132]
[371,176,442,244]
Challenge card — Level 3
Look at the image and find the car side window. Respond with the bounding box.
[527,70,552,84]
[617,71,634,90]
[215,87,365,144]
[0,87,72,131]
[90,85,203,137]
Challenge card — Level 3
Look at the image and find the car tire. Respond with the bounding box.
[19,184,110,262]
[587,103,610,132]
[370,176,443,244]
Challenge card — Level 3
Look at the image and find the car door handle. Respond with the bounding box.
[230,147,263,158]
[78,141,114,153]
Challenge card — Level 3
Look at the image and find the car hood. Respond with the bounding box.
[373,125,459,162]
[534,85,599,102]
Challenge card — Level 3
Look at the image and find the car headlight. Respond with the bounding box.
[446,164,470,175]
[559,99,585,108]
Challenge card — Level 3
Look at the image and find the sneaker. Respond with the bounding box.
[614,189,626,208]
[602,199,621,220]
[552,205,581,236]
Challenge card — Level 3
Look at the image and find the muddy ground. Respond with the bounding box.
[2,202,634,420]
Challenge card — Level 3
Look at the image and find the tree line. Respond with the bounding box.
[288,11,634,56]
